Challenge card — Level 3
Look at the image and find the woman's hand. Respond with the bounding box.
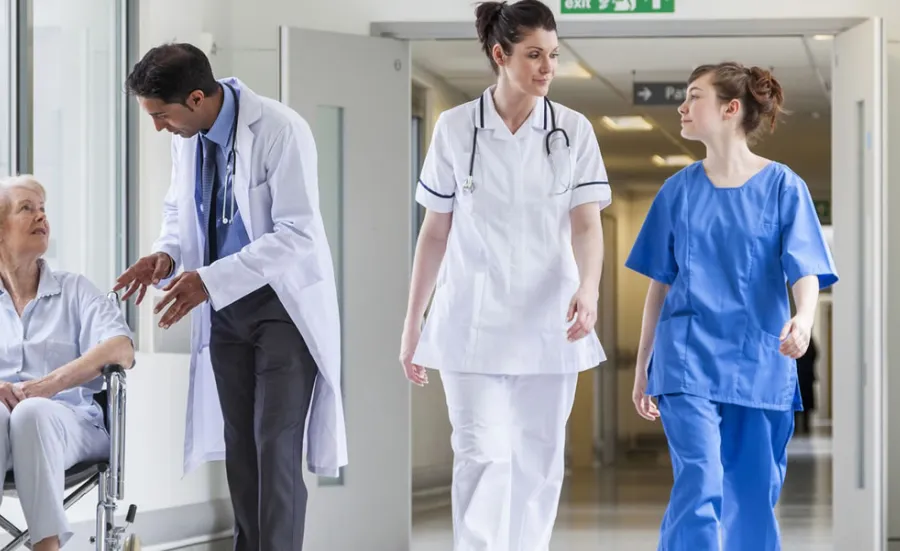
[0,382,26,411]
[17,377,59,401]
[632,367,659,421]
[400,322,428,387]
[567,286,598,342]
[779,315,813,359]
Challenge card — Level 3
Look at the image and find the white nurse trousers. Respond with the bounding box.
[0,398,109,548]
[441,372,578,551]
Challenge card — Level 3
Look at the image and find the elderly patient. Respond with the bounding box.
[0,175,134,551]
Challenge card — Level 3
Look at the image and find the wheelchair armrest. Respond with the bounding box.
[102,364,126,377]
[102,364,127,501]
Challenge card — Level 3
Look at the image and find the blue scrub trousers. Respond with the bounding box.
[657,393,795,551]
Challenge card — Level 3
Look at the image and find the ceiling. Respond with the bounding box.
[411,36,834,198]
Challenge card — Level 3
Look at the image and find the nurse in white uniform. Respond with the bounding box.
[399,1,611,549]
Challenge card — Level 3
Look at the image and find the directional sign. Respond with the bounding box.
[561,0,675,14]
[633,82,688,106]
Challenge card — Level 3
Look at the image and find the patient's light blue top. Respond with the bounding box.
[0,259,133,427]
[625,162,838,411]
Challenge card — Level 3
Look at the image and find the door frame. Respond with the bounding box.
[371,17,867,40]
[373,14,889,549]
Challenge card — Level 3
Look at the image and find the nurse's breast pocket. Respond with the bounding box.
[751,222,784,280]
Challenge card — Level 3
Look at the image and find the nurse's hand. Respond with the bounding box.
[400,324,428,386]
[779,315,812,359]
[632,369,659,421]
[567,286,598,342]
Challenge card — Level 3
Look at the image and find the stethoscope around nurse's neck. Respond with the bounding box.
[462,95,572,196]
[220,82,240,225]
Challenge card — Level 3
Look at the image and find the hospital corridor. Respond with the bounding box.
[2,0,900,550]
[412,434,833,549]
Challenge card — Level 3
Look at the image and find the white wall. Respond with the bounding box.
[886,42,900,546]
[0,4,10,178]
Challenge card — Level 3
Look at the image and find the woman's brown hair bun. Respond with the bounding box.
[689,61,787,138]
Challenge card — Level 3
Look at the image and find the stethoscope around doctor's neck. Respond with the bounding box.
[462,95,573,195]
[216,82,239,225]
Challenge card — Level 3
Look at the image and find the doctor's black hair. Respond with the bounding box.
[475,0,557,74]
[125,43,219,106]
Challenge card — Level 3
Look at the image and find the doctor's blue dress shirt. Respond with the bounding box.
[195,80,251,264]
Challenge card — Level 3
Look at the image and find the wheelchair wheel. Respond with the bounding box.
[123,534,142,551]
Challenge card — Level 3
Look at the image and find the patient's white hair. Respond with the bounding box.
[0,175,46,226]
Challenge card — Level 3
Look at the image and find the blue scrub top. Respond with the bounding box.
[625,162,838,412]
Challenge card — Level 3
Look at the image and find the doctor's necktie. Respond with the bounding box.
[200,136,218,265]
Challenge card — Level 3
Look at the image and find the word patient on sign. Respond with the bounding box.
[561,0,675,14]
[633,82,688,106]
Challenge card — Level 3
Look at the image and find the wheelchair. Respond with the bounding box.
[0,292,141,551]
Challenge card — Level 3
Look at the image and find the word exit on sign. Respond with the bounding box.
[561,0,675,14]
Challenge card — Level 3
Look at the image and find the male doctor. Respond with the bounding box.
[115,43,345,550]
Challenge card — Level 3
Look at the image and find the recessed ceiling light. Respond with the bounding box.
[812,34,834,41]
[652,154,695,167]
[601,116,653,131]
[555,61,592,79]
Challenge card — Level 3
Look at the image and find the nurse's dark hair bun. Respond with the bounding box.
[689,61,787,139]
[475,0,557,75]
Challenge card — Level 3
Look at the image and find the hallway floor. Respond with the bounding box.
[411,434,832,550]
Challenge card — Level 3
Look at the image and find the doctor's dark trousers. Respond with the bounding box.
[656,393,795,551]
[209,284,319,551]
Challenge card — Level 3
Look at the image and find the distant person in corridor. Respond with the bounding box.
[795,335,819,435]
[626,62,838,550]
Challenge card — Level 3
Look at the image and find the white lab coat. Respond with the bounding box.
[152,77,346,477]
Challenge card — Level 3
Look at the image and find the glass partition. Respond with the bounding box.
[315,104,345,485]
[26,0,125,290]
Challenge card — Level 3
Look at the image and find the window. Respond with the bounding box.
[20,0,127,291]
[0,2,11,177]
[314,104,345,485]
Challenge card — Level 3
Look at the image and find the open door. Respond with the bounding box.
[278,27,412,550]
[831,17,886,551]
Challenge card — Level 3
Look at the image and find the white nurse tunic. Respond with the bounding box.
[412,87,612,375]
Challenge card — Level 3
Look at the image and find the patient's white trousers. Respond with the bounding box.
[440,372,578,551]
[0,397,109,547]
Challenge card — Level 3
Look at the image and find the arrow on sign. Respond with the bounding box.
[637,87,653,102]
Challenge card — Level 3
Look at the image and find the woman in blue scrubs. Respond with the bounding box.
[625,61,838,551]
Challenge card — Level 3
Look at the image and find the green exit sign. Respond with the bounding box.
[561,0,675,14]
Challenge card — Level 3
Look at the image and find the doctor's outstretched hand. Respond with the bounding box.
[154,271,209,329]
[114,252,175,305]
[400,323,428,387]
[567,286,598,342]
